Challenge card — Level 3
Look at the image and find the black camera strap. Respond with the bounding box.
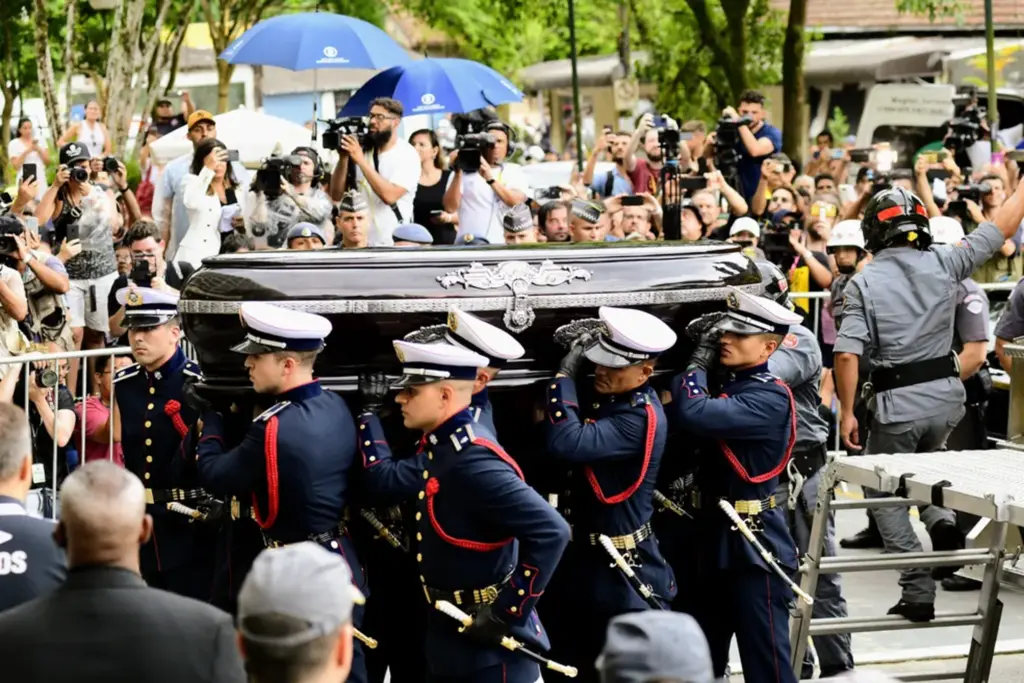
[372,148,404,223]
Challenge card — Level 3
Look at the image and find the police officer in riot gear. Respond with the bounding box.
[756,260,853,677]
[834,184,1024,621]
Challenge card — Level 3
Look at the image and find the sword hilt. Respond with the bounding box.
[167,502,203,520]
[360,509,406,550]
[353,627,378,649]
[434,600,578,677]
[654,490,690,518]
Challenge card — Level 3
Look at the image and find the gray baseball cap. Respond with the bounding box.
[596,611,714,683]
[237,542,363,646]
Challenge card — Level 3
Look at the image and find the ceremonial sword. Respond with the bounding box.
[360,509,408,552]
[717,499,814,605]
[434,600,577,678]
[654,490,691,518]
[597,535,666,610]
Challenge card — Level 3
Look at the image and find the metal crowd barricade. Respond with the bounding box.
[0,346,133,519]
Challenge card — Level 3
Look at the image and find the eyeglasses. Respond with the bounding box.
[368,113,397,122]
[810,203,838,218]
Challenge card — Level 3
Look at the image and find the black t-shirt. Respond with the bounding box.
[107,261,195,345]
[150,114,188,137]
[0,495,67,613]
[413,170,455,244]
[13,381,76,488]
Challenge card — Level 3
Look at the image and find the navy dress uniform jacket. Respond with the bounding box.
[668,364,798,573]
[196,381,366,591]
[114,348,203,577]
[359,407,570,678]
[471,388,496,435]
[544,377,675,612]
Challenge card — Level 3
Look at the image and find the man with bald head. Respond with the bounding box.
[0,461,244,683]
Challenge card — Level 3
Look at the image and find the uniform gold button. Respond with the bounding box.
[147,403,154,410]
[524,570,531,577]
[550,384,556,389]
[428,453,433,460]
[369,456,376,462]
[144,473,150,480]
[364,440,370,446]
[144,421,151,428]
[146,456,152,463]
[149,387,155,395]
[415,512,422,521]
[555,411,562,418]
[416,532,422,541]
[145,439,152,446]
[518,589,525,596]
[509,606,517,613]
[360,424,366,430]
[416,553,422,562]
[550,398,556,403]
[422,470,429,479]
[330,540,338,549]
[418,491,425,500]
[420,575,425,582]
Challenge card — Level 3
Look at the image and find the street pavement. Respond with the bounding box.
[730,484,1024,676]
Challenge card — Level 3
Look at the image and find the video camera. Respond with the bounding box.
[322,117,371,151]
[713,115,753,185]
[452,111,504,174]
[252,154,302,200]
[955,182,991,204]
[759,213,802,267]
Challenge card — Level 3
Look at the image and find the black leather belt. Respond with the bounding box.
[870,354,958,393]
[263,522,348,549]
[779,443,826,483]
[422,573,511,607]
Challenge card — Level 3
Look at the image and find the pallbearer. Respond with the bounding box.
[196,302,368,683]
[666,287,801,683]
[358,341,569,683]
[543,306,677,683]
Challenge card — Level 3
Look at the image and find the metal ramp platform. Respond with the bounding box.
[791,450,1024,682]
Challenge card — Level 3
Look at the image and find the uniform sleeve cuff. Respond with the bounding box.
[545,376,579,423]
[680,369,706,398]
[833,338,864,355]
[357,413,388,467]
[494,563,542,624]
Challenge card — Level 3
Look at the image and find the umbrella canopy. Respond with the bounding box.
[219,12,412,71]
[148,109,323,167]
[339,58,524,117]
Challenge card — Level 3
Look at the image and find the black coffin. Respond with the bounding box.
[178,241,762,393]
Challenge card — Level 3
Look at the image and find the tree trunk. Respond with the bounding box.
[216,60,235,113]
[131,10,193,160]
[782,0,808,162]
[32,0,64,149]
[63,0,77,127]
[253,64,264,110]
[0,23,17,180]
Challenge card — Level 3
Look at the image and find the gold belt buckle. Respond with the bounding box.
[477,585,499,604]
[230,498,241,520]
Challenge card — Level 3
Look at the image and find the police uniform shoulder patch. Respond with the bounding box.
[182,360,204,380]
[254,401,292,422]
[964,293,985,315]
[629,390,648,407]
[783,333,798,348]
[114,363,140,383]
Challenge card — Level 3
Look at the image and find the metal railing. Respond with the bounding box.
[0,346,133,519]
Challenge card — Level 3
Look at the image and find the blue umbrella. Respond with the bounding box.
[340,58,524,116]
[219,12,412,71]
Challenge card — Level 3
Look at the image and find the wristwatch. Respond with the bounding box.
[486,178,496,185]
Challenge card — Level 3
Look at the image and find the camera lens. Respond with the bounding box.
[35,369,58,388]
[70,167,89,183]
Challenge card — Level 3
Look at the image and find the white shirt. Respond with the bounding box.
[7,139,47,200]
[178,168,248,268]
[455,163,530,245]
[355,139,420,247]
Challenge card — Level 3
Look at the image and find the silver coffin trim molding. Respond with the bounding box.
[177,284,762,315]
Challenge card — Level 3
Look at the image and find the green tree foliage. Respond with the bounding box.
[0,0,34,177]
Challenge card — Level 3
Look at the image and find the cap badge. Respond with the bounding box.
[393,342,406,363]
[301,227,311,237]
[447,310,458,333]
[67,143,80,156]
[726,292,740,310]
[463,234,474,243]
[126,289,144,307]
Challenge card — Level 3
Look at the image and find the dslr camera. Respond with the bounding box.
[252,155,302,201]
[0,214,25,267]
[322,117,371,151]
[955,182,991,204]
[451,112,498,174]
[68,165,89,183]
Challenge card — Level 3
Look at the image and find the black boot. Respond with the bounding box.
[888,600,935,622]
[942,574,981,592]
[929,519,965,580]
[839,522,883,549]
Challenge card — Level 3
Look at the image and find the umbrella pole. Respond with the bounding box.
[568,0,584,172]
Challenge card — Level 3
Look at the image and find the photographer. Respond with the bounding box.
[35,143,123,395]
[11,227,74,353]
[107,220,194,344]
[248,146,333,249]
[718,90,782,203]
[750,157,796,218]
[603,194,662,240]
[0,215,29,373]
[445,120,530,245]
[0,345,76,517]
[583,130,635,197]
[328,98,420,246]
[694,171,749,238]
